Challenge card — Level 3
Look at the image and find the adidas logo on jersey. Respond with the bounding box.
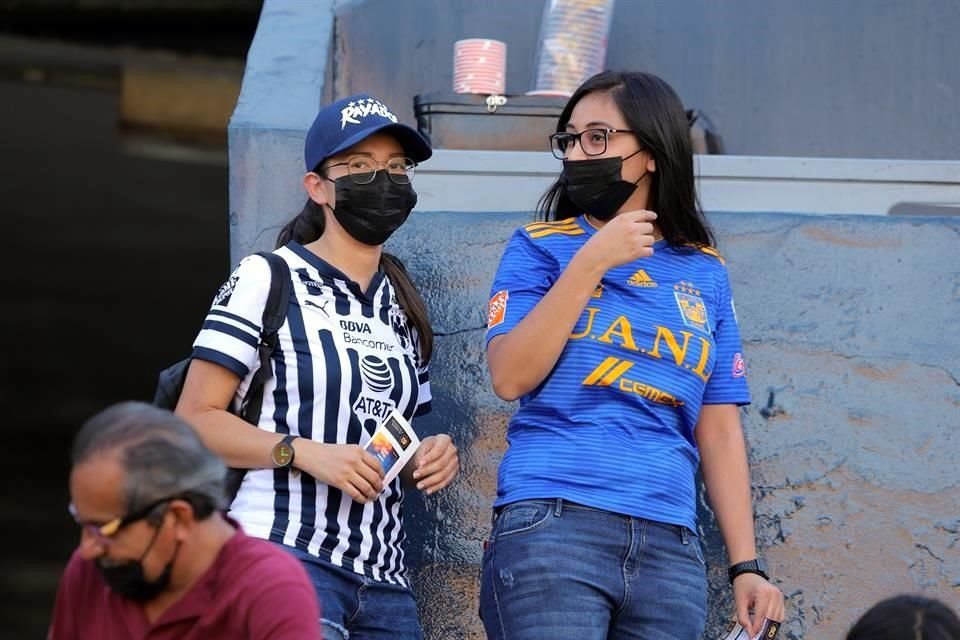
[627,269,657,288]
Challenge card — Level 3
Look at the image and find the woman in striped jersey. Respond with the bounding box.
[177,94,459,640]
[480,71,785,639]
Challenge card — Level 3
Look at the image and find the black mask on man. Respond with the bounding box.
[328,172,418,246]
[97,520,181,602]
[560,150,646,221]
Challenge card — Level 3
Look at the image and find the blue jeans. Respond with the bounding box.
[479,499,707,640]
[282,546,423,640]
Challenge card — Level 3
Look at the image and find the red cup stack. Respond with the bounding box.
[453,38,507,95]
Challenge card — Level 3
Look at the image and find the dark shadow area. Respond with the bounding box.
[0,4,261,634]
[0,75,230,638]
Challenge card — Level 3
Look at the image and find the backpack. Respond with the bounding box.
[153,251,291,501]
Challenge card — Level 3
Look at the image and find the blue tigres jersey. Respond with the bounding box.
[486,215,750,531]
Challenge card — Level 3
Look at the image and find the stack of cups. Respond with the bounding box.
[529,0,615,97]
[453,38,507,95]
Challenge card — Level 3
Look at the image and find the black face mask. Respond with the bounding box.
[561,150,645,221]
[328,172,418,246]
[97,519,181,602]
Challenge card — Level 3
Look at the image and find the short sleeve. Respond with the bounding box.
[191,254,271,379]
[412,328,431,417]
[702,269,751,405]
[485,228,557,346]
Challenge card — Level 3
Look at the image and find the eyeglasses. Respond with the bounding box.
[323,155,417,185]
[549,128,635,160]
[69,496,175,544]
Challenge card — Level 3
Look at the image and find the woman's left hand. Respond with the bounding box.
[733,573,785,637]
[411,434,459,494]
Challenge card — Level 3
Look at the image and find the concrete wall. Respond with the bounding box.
[412,151,960,216]
[388,211,960,639]
[333,0,960,160]
[228,0,335,264]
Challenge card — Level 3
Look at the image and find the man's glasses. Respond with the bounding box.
[69,496,174,544]
[549,128,635,160]
[323,155,417,185]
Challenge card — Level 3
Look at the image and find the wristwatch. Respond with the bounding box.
[270,435,297,468]
[728,558,769,584]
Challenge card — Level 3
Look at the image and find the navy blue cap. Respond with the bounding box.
[304,94,432,171]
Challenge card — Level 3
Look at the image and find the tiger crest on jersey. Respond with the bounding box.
[673,281,709,333]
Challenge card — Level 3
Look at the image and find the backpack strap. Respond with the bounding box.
[239,251,291,424]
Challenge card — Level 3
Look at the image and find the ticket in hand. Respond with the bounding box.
[363,409,421,486]
[718,619,780,640]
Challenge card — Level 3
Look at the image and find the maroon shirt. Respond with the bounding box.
[49,524,321,640]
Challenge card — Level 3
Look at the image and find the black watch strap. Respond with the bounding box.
[728,559,769,584]
[271,434,297,468]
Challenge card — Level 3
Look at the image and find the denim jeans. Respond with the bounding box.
[479,499,708,640]
[282,545,423,640]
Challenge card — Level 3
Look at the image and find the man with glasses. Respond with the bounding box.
[49,402,322,639]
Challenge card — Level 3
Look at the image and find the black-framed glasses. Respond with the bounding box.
[549,128,635,160]
[324,155,417,185]
[69,496,175,544]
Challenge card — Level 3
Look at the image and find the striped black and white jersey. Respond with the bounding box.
[192,241,431,586]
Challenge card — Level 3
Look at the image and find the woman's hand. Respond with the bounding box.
[410,434,459,495]
[733,573,785,637]
[294,440,384,503]
[578,209,658,272]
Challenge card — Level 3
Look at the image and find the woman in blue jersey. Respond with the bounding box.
[480,71,784,640]
[176,94,459,640]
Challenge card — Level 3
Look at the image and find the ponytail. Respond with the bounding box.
[379,253,434,365]
[276,200,325,247]
[276,199,434,365]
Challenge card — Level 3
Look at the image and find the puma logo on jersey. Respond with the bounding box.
[627,269,657,288]
[304,299,330,316]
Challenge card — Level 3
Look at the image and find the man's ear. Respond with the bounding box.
[304,172,329,206]
[168,499,197,539]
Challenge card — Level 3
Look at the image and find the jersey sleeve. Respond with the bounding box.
[412,327,431,417]
[485,228,558,346]
[702,268,751,405]
[191,254,271,379]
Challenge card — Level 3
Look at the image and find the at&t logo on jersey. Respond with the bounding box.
[353,355,396,420]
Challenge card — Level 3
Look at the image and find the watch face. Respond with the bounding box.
[273,443,294,467]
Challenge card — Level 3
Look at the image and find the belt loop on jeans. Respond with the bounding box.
[554,498,563,517]
[680,527,690,545]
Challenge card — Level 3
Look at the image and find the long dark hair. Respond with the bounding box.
[537,70,714,247]
[846,594,960,640]
[276,179,433,364]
